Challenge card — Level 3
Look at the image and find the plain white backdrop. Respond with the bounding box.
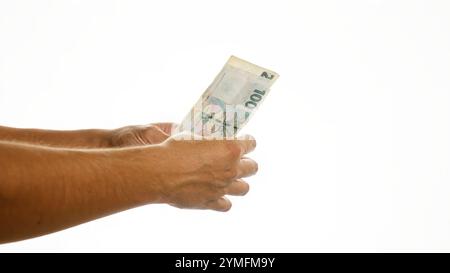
[0,0,450,252]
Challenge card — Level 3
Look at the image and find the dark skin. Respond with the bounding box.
[0,123,257,244]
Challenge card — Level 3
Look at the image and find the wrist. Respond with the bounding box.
[109,145,169,205]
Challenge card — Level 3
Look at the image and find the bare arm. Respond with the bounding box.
[0,141,163,243]
[0,123,176,148]
[0,136,257,244]
[0,125,112,148]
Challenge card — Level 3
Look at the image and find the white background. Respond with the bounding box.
[0,0,450,252]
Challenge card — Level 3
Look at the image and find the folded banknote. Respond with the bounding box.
[176,56,279,139]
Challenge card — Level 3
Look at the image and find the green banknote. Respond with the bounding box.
[177,56,279,139]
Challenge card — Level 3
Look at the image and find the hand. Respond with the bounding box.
[110,122,177,147]
[155,135,258,212]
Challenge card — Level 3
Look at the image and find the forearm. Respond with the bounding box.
[0,141,164,243]
[0,125,112,148]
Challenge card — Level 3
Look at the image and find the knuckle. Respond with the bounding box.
[209,185,226,198]
[224,168,238,179]
[215,179,230,188]
[225,142,241,160]
[143,125,157,132]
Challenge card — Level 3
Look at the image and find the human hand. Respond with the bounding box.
[155,135,258,212]
[110,122,177,147]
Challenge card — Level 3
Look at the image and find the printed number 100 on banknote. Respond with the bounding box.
[176,56,279,139]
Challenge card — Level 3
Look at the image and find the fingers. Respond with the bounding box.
[205,197,232,212]
[204,179,250,212]
[213,135,255,167]
[142,126,170,144]
[162,133,257,213]
[225,179,250,196]
[237,157,258,178]
[152,122,179,136]
[233,135,257,156]
[204,179,250,211]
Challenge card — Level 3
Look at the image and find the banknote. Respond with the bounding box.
[176,56,279,139]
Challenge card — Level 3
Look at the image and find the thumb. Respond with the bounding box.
[141,125,171,144]
[152,122,179,136]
